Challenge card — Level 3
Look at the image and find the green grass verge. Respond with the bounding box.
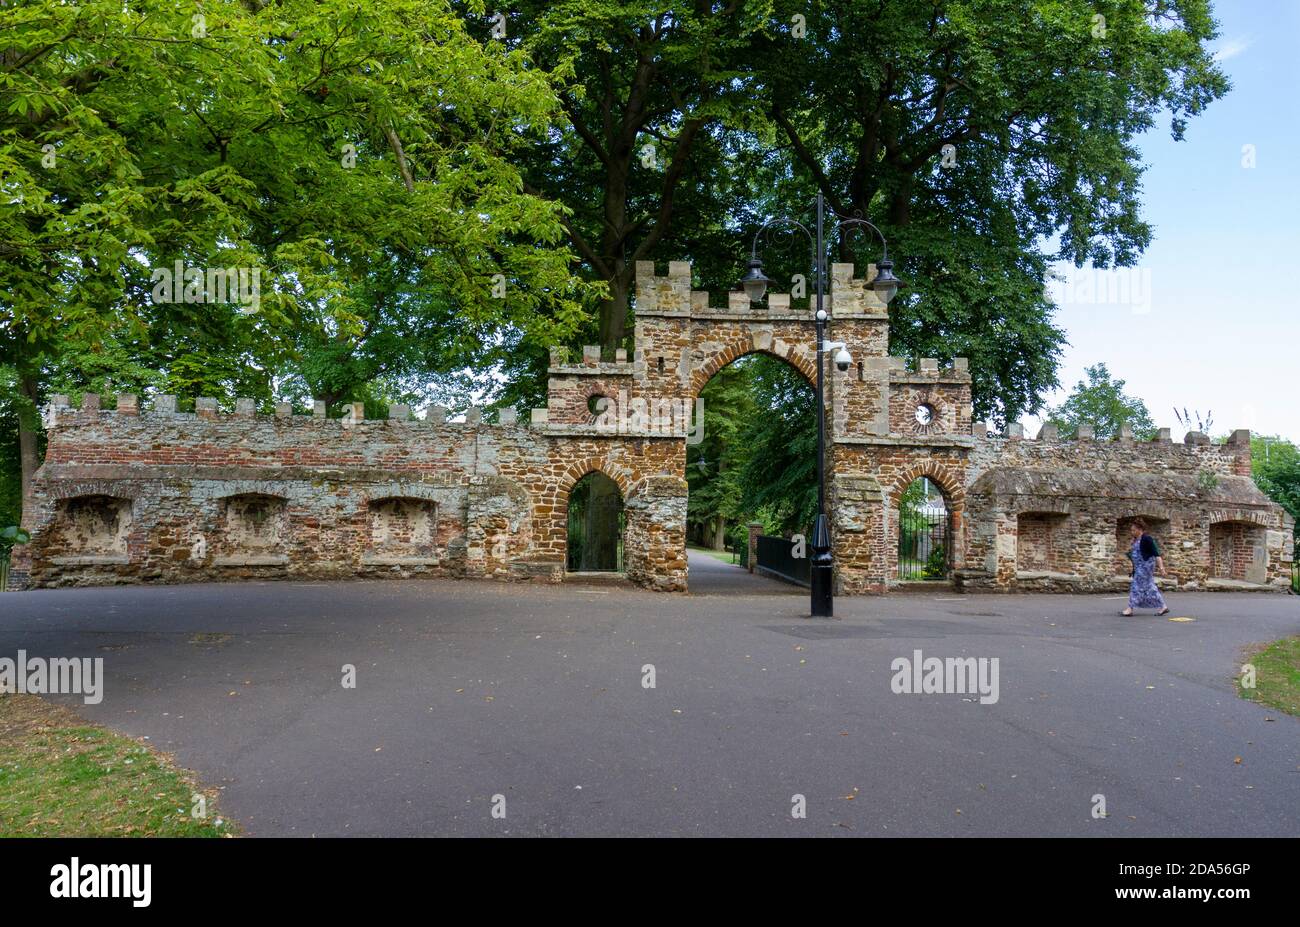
[687,544,739,565]
[0,694,234,837]
[1237,636,1300,717]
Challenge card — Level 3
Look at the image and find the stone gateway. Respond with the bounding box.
[13,261,1293,594]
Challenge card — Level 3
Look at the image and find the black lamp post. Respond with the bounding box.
[739,192,901,617]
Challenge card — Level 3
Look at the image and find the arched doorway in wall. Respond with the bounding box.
[567,471,625,572]
[686,351,815,593]
[897,477,951,580]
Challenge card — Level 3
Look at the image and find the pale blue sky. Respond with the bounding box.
[1027,0,1300,442]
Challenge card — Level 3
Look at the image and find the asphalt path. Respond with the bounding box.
[2,576,1296,836]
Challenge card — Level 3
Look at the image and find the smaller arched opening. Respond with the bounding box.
[896,477,951,581]
[566,471,625,572]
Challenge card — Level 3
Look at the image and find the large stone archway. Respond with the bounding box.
[535,259,973,594]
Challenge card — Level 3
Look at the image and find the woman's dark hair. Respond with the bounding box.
[1131,517,1148,532]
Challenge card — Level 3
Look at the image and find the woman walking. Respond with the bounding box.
[1122,517,1169,616]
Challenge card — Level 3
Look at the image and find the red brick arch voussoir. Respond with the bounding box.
[889,462,967,509]
[689,337,818,397]
[557,458,634,506]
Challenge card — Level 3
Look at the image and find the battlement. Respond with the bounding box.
[632,259,890,319]
[971,420,1248,446]
[972,420,1249,450]
[545,345,635,377]
[966,422,1254,480]
[47,393,530,428]
[859,356,972,383]
[829,263,892,317]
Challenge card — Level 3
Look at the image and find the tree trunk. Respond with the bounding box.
[888,180,912,228]
[712,514,726,551]
[598,265,632,354]
[17,374,40,517]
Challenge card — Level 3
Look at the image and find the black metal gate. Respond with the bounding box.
[566,473,624,572]
[755,534,811,587]
[898,503,950,581]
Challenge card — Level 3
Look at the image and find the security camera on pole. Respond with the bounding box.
[738,193,902,617]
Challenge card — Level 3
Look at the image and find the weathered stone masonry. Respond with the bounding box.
[14,401,686,591]
[13,260,1292,594]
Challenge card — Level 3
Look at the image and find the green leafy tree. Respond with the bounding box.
[494,2,766,354]
[2,0,589,507]
[1046,363,1156,439]
[745,0,1228,422]
[1252,435,1300,537]
[0,367,27,542]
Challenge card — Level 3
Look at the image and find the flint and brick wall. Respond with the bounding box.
[957,426,1293,592]
[16,397,686,591]
[13,259,1292,597]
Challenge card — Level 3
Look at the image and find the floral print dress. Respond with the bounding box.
[1128,536,1166,610]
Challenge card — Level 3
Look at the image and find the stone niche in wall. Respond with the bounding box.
[365,497,438,566]
[50,495,132,564]
[1015,512,1069,576]
[213,493,288,566]
[1209,520,1267,584]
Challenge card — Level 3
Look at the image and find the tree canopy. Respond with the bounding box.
[1,0,1236,533]
[1252,435,1300,539]
[496,0,1228,423]
[2,0,590,499]
[1046,362,1157,439]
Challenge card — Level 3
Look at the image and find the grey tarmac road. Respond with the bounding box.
[2,554,1297,837]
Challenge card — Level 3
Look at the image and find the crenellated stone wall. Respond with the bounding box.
[956,425,1293,592]
[13,259,1292,597]
[14,396,686,591]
